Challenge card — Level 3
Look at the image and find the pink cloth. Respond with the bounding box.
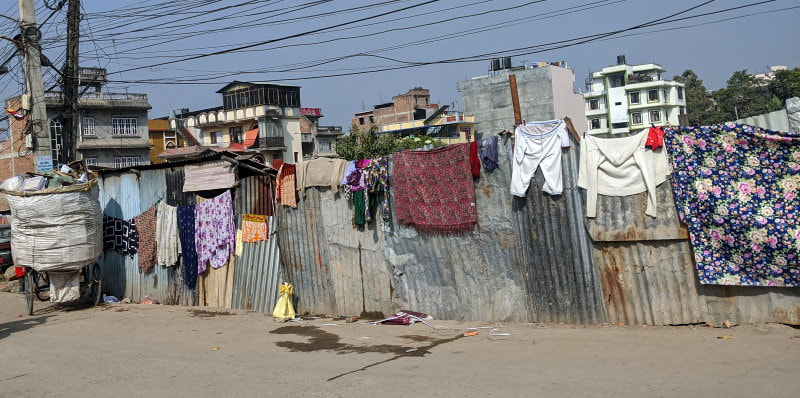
[195,190,235,274]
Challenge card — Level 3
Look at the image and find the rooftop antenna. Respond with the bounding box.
[361,99,365,111]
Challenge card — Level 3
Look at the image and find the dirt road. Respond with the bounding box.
[0,292,798,398]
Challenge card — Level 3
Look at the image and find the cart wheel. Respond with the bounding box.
[24,271,34,316]
[34,272,49,302]
[90,263,102,306]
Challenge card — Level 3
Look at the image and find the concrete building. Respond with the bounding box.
[299,107,343,159]
[147,119,184,164]
[377,105,476,145]
[1,67,152,173]
[352,88,440,131]
[457,61,588,138]
[169,81,304,167]
[754,65,788,83]
[584,56,686,135]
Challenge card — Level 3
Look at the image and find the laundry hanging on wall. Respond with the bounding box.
[394,143,477,233]
[134,204,158,272]
[666,123,800,287]
[103,215,139,258]
[241,213,268,242]
[511,119,570,197]
[479,136,499,171]
[295,157,348,195]
[195,190,235,274]
[578,129,670,218]
[275,164,297,208]
[177,204,198,289]
[156,201,180,267]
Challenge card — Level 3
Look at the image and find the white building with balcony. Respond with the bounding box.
[169,81,304,168]
[584,56,686,135]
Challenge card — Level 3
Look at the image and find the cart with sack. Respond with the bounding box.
[2,179,104,315]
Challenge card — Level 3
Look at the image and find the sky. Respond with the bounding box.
[1,0,799,129]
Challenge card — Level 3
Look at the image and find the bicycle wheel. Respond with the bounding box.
[34,272,49,302]
[90,263,102,306]
[24,271,34,316]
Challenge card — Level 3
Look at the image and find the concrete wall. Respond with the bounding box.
[457,66,555,136]
[735,108,791,132]
[551,67,588,136]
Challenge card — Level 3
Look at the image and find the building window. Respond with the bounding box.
[84,157,97,166]
[648,89,659,103]
[229,126,243,144]
[680,106,686,115]
[663,89,669,102]
[677,87,684,100]
[589,99,599,110]
[163,131,178,149]
[608,73,624,88]
[632,112,642,125]
[111,117,138,136]
[611,122,629,129]
[629,92,640,104]
[649,110,661,123]
[359,117,364,125]
[49,119,64,164]
[318,140,332,152]
[114,156,140,168]
[590,118,601,130]
[369,115,374,123]
[209,131,219,145]
[82,117,95,136]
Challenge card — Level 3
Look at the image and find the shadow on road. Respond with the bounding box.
[0,315,54,340]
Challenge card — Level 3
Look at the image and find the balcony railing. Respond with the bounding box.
[256,136,285,149]
[45,91,148,101]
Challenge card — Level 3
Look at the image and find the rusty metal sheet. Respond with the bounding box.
[595,239,800,325]
[510,137,607,324]
[587,181,688,242]
[183,161,236,192]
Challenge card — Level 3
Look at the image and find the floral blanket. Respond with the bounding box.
[393,143,477,233]
[666,123,800,287]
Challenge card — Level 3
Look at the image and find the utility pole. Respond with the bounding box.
[63,0,80,163]
[18,0,49,158]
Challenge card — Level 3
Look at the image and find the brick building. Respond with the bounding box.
[351,88,440,130]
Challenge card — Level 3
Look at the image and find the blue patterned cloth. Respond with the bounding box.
[666,123,800,287]
[177,205,198,289]
[479,136,499,171]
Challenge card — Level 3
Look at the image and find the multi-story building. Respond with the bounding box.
[584,56,686,135]
[299,107,343,158]
[458,59,587,139]
[352,88,440,131]
[377,105,476,145]
[754,65,788,83]
[1,67,152,173]
[147,119,185,164]
[169,81,304,167]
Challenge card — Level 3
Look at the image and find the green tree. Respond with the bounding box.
[714,70,770,121]
[673,69,723,125]
[334,125,444,160]
[768,68,800,102]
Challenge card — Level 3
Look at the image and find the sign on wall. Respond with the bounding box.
[35,155,53,172]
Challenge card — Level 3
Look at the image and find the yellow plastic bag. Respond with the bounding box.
[272,282,296,321]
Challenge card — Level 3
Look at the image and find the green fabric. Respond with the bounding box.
[353,190,366,226]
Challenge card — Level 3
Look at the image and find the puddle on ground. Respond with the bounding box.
[270,325,460,356]
[188,309,236,318]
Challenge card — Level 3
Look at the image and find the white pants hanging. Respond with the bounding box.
[511,127,563,197]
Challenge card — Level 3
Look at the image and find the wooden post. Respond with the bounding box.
[508,74,522,126]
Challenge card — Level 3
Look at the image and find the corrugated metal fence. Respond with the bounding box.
[277,137,799,325]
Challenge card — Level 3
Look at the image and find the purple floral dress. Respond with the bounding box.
[194,190,235,274]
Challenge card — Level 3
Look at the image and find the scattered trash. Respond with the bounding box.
[115,308,128,312]
[717,335,733,339]
[464,331,479,337]
[405,348,418,353]
[140,296,159,305]
[103,294,120,304]
[703,322,714,328]
[368,310,433,327]
[121,297,132,304]
[358,336,370,340]
[465,327,518,337]
[346,316,359,323]
[320,323,339,326]
[211,347,220,351]
[722,320,734,329]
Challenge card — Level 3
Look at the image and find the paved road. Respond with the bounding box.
[0,292,798,397]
